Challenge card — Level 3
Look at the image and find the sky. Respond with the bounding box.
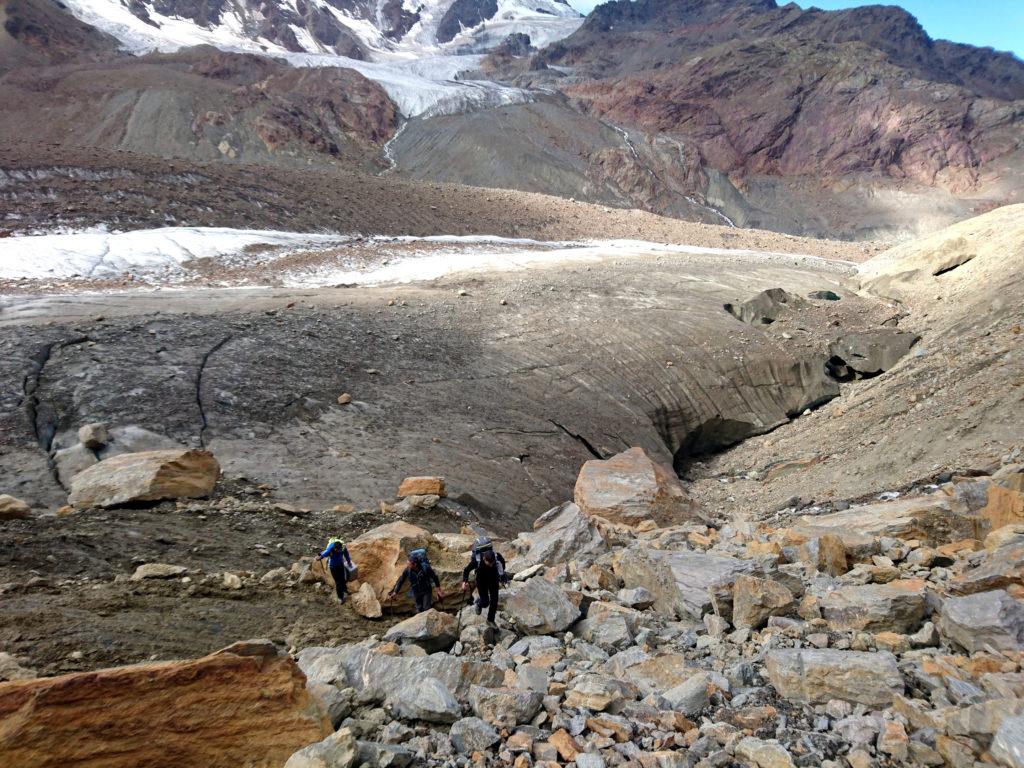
[565,0,1024,58]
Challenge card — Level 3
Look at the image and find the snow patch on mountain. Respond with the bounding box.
[59,0,544,115]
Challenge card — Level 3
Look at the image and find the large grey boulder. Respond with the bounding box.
[819,580,928,633]
[449,717,499,754]
[794,496,985,549]
[53,443,99,487]
[613,545,766,619]
[507,502,608,571]
[68,449,219,509]
[385,676,460,723]
[504,578,580,634]
[285,728,358,768]
[939,590,1024,653]
[297,642,503,703]
[469,686,543,728]
[382,609,458,653]
[725,288,808,325]
[992,714,1024,768]
[826,330,919,379]
[766,649,902,707]
[575,614,634,652]
[356,741,413,768]
[662,672,713,716]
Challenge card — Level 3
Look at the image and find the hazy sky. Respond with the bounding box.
[565,0,1024,58]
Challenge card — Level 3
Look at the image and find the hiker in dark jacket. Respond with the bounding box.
[462,549,508,624]
[389,554,443,613]
[316,538,353,605]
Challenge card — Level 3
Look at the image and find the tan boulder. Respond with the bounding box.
[68,449,220,509]
[346,521,433,604]
[574,447,701,528]
[0,495,32,520]
[819,579,928,633]
[766,649,902,706]
[351,583,383,619]
[0,640,330,768]
[397,476,446,498]
[732,575,795,629]
[346,521,464,611]
[980,486,1024,531]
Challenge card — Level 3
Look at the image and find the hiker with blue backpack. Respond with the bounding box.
[462,537,510,625]
[316,538,355,605]
[387,548,443,613]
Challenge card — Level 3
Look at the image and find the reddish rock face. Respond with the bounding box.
[544,0,1024,196]
[0,640,331,768]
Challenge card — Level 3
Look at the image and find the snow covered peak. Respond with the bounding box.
[59,0,582,60]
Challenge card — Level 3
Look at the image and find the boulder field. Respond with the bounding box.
[3,447,1024,767]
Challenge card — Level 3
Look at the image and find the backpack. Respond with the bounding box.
[408,547,430,567]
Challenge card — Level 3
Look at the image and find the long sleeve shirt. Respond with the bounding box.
[463,552,506,587]
[319,541,353,569]
[393,564,440,596]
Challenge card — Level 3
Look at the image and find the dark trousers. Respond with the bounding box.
[329,562,348,601]
[476,583,499,623]
[414,591,433,613]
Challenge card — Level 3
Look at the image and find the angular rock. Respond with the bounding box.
[951,543,1024,595]
[298,642,503,703]
[607,652,695,698]
[766,649,902,706]
[78,423,109,449]
[507,502,608,571]
[53,443,99,487]
[574,447,701,528]
[614,545,765,619]
[449,717,499,754]
[504,577,580,634]
[826,330,919,379]
[732,575,795,629]
[575,615,634,652]
[345,521,437,610]
[618,586,655,610]
[383,609,458,653]
[0,653,35,682]
[794,496,985,548]
[662,672,714,716]
[469,685,543,728]
[130,563,187,581]
[351,583,383,619]
[68,449,220,509]
[946,698,1024,741]
[397,476,445,498]
[386,676,460,723]
[0,494,32,520]
[565,673,635,712]
[796,534,847,576]
[356,741,413,768]
[992,714,1024,768]
[549,729,581,761]
[939,590,1024,653]
[819,579,928,633]
[734,737,796,768]
[0,640,330,768]
[285,727,358,768]
[981,485,1024,530]
[725,288,807,325]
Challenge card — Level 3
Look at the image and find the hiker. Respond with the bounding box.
[462,540,509,625]
[316,538,354,605]
[388,550,443,613]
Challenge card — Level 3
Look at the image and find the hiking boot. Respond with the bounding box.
[475,603,482,616]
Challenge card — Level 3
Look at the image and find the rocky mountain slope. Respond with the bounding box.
[507,0,1024,239]
[1,207,1023,761]
[3,0,1021,239]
